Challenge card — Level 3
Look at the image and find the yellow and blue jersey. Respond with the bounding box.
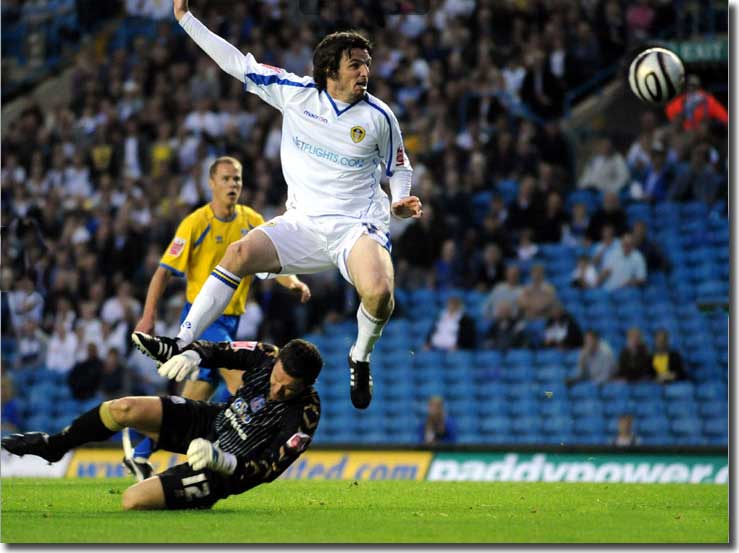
[159,204,265,316]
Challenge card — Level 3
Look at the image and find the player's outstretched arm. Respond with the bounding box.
[175,2,249,84]
[135,266,172,334]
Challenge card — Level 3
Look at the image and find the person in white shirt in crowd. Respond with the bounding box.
[591,223,621,270]
[570,255,599,288]
[599,232,647,291]
[426,295,476,351]
[101,281,142,326]
[7,273,44,332]
[133,0,422,411]
[45,321,79,374]
[578,136,629,194]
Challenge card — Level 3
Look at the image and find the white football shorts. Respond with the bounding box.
[254,208,391,285]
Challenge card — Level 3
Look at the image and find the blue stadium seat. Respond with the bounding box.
[665,401,699,420]
[473,350,503,370]
[630,383,663,401]
[534,349,566,367]
[503,366,536,383]
[541,416,572,434]
[573,416,606,436]
[696,382,727,402]
[480,416,511,435]
[703,418,727,438]
[663,382,695,402]
[477,401,509,417]
[572,399,603,417]
[670,418,702,439]
[510,416,540,435]
[539,399,571,417]
[569,381,598,400]
[603,399,632,418]
[475,382,507,400]
[600,382,629,401]
[635,417,670,438]
[509,399,539,417]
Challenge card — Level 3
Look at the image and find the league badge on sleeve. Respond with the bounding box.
[286,432,311,452]
[168,237,186,257]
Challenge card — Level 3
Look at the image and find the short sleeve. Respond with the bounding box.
[159,217,197,277]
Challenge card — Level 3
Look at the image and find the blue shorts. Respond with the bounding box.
[179,303,239,386]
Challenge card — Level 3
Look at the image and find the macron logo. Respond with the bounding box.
[303,110,328,124]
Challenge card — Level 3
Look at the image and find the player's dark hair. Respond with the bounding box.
[209,156,242,179]
[279,339,322,386]
[312,31,372,90]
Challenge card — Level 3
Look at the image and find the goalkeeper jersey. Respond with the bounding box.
[159,204,264,316]
[187,340,320,488]
[179,12,413,221]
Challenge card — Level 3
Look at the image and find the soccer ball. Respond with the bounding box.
[628,47,685,105]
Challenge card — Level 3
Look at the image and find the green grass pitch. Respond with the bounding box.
[1,478,727,543]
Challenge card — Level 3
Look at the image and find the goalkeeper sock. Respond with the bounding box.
[351,303,391,362]
[132,434,154,460]
[176,265,241,346]
[47,402,120,455]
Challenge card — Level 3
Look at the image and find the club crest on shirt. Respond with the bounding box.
[350,126,366,143]
[215,235,223,244]
[168,237,186,257]
[250,396,266,413]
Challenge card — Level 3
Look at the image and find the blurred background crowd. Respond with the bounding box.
[0,0,728,446]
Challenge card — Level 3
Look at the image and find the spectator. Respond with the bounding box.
[668,143,724,205]
[568,330,616,385]
[15,319,48,368]
[482,264,523,320]
[578,137,630,195]
[613,414,641,447]
[520,48,563,120]
[599,232,647,291]
[6,272,44,332]
[651,329,686,383]
[100,348,127,398]
[632,221,670,273]
[432,239,464,290]
[419,396,458,445]
[562,202,591,246]
[535,191,566,243]
[543,302,583,349]
[591,224,621,269]
[1,376,22,435]
[45,320,79,374]
[67,342,103,400]
[616,327,652,382]
[235,298,265,340]
[507,175,540,232]
[473,243,505,291]
[100,281,142,326]
[665,74,728,131]
[637,142,675,203]
[516,227,539,263]
[570,255,599,289]
[394,204,447,285]
[586,191,628,242]
[482,300,529,350]
[518,264,557,321]
[426,295,476,351]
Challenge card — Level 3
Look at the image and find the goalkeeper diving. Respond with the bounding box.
[2,339,321,510]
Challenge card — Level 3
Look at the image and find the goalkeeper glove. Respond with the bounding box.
[186,438,237,475]
[158,350,201,382]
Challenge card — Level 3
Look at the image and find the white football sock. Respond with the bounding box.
[176,265,241,346]
[351,303,390,362]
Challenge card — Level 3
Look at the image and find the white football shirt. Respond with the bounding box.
[180,12,413,220]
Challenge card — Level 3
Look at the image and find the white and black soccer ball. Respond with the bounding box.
[628,47,685,105]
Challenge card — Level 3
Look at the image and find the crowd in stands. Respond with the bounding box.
[0,0,728,434]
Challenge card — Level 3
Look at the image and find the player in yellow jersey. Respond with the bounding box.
[123,156,310,481]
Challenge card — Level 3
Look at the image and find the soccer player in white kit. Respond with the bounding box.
[133,0,423,410]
